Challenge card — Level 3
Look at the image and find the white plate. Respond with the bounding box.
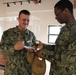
[24,46,32,49]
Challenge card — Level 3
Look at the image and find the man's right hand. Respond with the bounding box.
[35,41,43,57]
[36,50,43,58]
[14,41,24,50]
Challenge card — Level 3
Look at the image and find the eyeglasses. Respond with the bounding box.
[56,10,64,17]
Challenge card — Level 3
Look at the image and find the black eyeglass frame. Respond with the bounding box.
[55,10,64,17]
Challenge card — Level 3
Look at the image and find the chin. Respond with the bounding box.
[60,22,63,24]
[58,21,64,24]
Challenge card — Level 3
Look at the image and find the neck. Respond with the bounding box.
[18,26,26,32]
[65,15,75,25]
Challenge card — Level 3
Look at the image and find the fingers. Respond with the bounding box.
[36,50,43,57]
[14,41,24,50]
[26,46,35,53]
[37,41,43,50]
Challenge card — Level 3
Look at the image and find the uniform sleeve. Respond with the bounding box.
[0,31,15,55]
[41,44,55,62]
[32,33,36,41]
[54,26,76,75]
[62,26,76,75]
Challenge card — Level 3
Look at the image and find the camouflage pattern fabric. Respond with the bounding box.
[42,21,76,75]
[0,26,36,75]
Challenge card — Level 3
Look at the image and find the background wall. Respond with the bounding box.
[0,0,61,43]
[0,0,76,43]
[0,0,76,75]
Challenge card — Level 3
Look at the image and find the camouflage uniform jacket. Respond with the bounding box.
[42,21,76,75]
[0,26,36,75]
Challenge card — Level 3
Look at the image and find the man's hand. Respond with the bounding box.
[36,50,43,58]
[26,46,35,53]
[14,41,24,50]
[35,41,43,57]
[37,41,43,50]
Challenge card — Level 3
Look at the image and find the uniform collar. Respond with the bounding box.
[63,20,76,29]
[14,26,30,35]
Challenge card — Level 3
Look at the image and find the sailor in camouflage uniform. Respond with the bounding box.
[0,10,36,75]
[37,0,76,75]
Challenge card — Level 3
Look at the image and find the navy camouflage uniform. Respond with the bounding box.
[0,26,36,75]
[42,21,76,75]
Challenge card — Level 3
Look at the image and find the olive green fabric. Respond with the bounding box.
[0,26,36,75]
[42,21,76,75]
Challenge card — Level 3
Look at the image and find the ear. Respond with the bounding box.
[65,8,69,12]
[63,8,69,14]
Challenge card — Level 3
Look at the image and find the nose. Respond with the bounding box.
[25,20,28,25]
